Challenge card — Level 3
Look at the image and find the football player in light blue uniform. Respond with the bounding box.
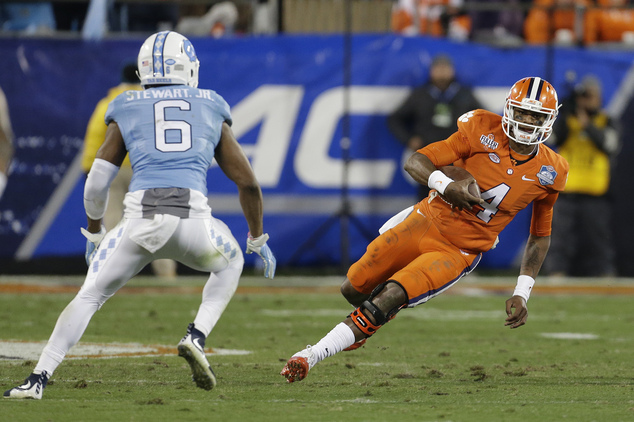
[107,83,230,195]
[4,31,276,400]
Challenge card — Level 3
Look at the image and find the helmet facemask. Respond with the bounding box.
[502,77,560,146]
[502,100,558,145]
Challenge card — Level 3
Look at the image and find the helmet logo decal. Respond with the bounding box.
[139,31,199,88]
[537,165,557,186]
[183,40,197,62]
[152,31,170,77]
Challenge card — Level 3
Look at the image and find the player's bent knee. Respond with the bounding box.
[374,281,408,312]
[77,284,111,310]
[341,278,368,307]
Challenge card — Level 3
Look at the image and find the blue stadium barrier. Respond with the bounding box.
[0,35,632,271]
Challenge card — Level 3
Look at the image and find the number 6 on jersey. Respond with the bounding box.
[155,99,192,152]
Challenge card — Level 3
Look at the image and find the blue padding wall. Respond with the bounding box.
[0,35,632,272]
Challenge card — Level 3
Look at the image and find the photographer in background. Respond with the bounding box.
[545,75,621,277]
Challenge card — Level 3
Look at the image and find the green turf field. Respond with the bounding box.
[1,275,632,422]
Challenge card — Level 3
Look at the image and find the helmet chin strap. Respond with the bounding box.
[510,133,538,155]
[516,131,534,144]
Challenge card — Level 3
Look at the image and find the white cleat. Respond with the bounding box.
[177,323,217,391]
[280,346,317,383]
[3,371,50,400]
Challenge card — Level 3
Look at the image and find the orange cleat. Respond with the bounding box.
[280,346,315,383]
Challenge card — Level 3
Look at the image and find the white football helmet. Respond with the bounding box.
[502,77,560,145]
[137,31,200,88]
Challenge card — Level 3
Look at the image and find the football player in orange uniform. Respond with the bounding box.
[281,77,569,383]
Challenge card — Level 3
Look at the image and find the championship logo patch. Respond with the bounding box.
[488,152,500,163]
[537,165,557,186]
[480,134,498,150]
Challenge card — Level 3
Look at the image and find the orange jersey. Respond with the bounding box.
[418,109,569,253]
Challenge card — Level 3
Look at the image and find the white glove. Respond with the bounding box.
[246,232,276,279]
[81,226,106,266]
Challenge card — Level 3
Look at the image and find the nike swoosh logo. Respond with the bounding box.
[20,381,32,390]
[416,209,426,217]
[522,175,535,181]
[193,337,203,352]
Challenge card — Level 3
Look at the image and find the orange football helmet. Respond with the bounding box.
[502,77,560,145]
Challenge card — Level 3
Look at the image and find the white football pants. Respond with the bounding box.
[34,216,243,376]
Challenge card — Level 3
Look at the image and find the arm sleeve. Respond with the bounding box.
[84,158,120,220]
[530,192,559,237]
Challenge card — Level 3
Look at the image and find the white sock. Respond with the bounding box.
[304,323,356,366]
[34,343,66,376]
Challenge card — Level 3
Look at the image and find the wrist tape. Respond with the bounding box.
[427,170,454,195]
[513,275,535,302]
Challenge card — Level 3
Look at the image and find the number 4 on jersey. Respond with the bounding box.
[476,183,510,223]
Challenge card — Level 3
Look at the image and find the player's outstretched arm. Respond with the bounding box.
[505,234,551,329]
[519,234,550,279]
[505,296,528,329]
[215,122,263,237]
[81,122,126,266]
[215,122,276,278]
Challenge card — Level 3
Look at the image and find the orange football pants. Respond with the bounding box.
[347,203,481,307]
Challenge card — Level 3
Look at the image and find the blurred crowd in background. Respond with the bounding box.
[2,1,634,47]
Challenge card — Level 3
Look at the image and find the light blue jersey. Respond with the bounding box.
[105,85,232,195]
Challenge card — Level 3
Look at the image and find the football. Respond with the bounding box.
[440,165,481,199]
